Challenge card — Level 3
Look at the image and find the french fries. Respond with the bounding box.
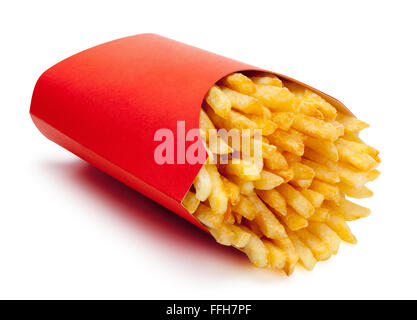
[185,72,379,275]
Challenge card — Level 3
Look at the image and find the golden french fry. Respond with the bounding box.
[194,204,223,229]
[254,170,285,190]
[222,87,265,115]
[277,184,314,218]
[326,198,371,221]
[287,232,317,270]
[227,175,255,195]
[231,196,256,220]
[342,131,363,143]
[230,225,251,248]
[263,240,286,269]
[251,85,297,112]
[224,159,261,181]
[193,165,212,201]
[338,138,379,158]
[309,207,329,223]
[329,120,345,137]
[281,207,309,231]
[298,99,324,119]
[268,129,304,156]
[291,179,313,189]
[304,138,338,162]
[205,85,231,118]
[308,222,341,255]
[208,224,234,246]
[250,74,283,87]
[248,193,287,240]
[270,112,295,131]
[206,164,228,215]
[295,229,331,261]
[310,179,341,203]
[273,236,299,276]
[242,234,269,268]
[292,114,339,141]
[335,139,378,171]
[290,162,315,181]
[338,182,373,198]
[222,73,256,95]
[299,189,324,208]
[246,114,278,135]
[182,191,200,214]
[221,176,240,205]
[336,113,369,133]
[273,167,295,183]
[327,214,357,244]
[223,206,235,224]
[302,90,337,120]
[264,149,288,170]
[301,158,340,184]
[256,189,287,216]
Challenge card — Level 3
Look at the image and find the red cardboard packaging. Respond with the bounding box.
[30,33,350,230]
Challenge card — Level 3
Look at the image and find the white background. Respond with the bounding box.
[1,0,416,299]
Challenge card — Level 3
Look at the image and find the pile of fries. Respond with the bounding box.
[182,72,380,275]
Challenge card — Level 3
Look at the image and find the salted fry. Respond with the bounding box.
[253,170,284,190]
[299,189,324,208]
[338,182,373,198]
[251,85,297,112]
[194,204,223,229]
[288,232,316,270]
[227,175,255,195]
[222,73,256,95]
[209,224,234,246]
[277,184,314,218]
[327,214,357,244]
[256,189,287,216]
[270,112,295,130]
[230,225,251,248]
[309,208,329,223]
[206,164,228,215]
[242,229,269,268]
[301,158,340,184]
[193,164,212,201]
[222,87,265,115]
[310,179,341,203]
[326,198,371,221]
[302,90,337,120]
[250,74,283,87]
[292,114,339,141]
[281,207,309,231]
[246,115,278,135]
[264,149,288,170]
[221,176,240,205]
[224,159,261,181]
[336,139,378,171]
[263,240,286,269]
[231,196,256,220]
[308,222,341,254]
[273,236,299,276]
[182,191,200,214]
[336,113,369,133]
[268,129,304,156]
[205,85,231,118]
[248,193,287,240]
[296,229,331,261]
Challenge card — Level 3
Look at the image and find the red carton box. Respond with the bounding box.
[30,33,351,230]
